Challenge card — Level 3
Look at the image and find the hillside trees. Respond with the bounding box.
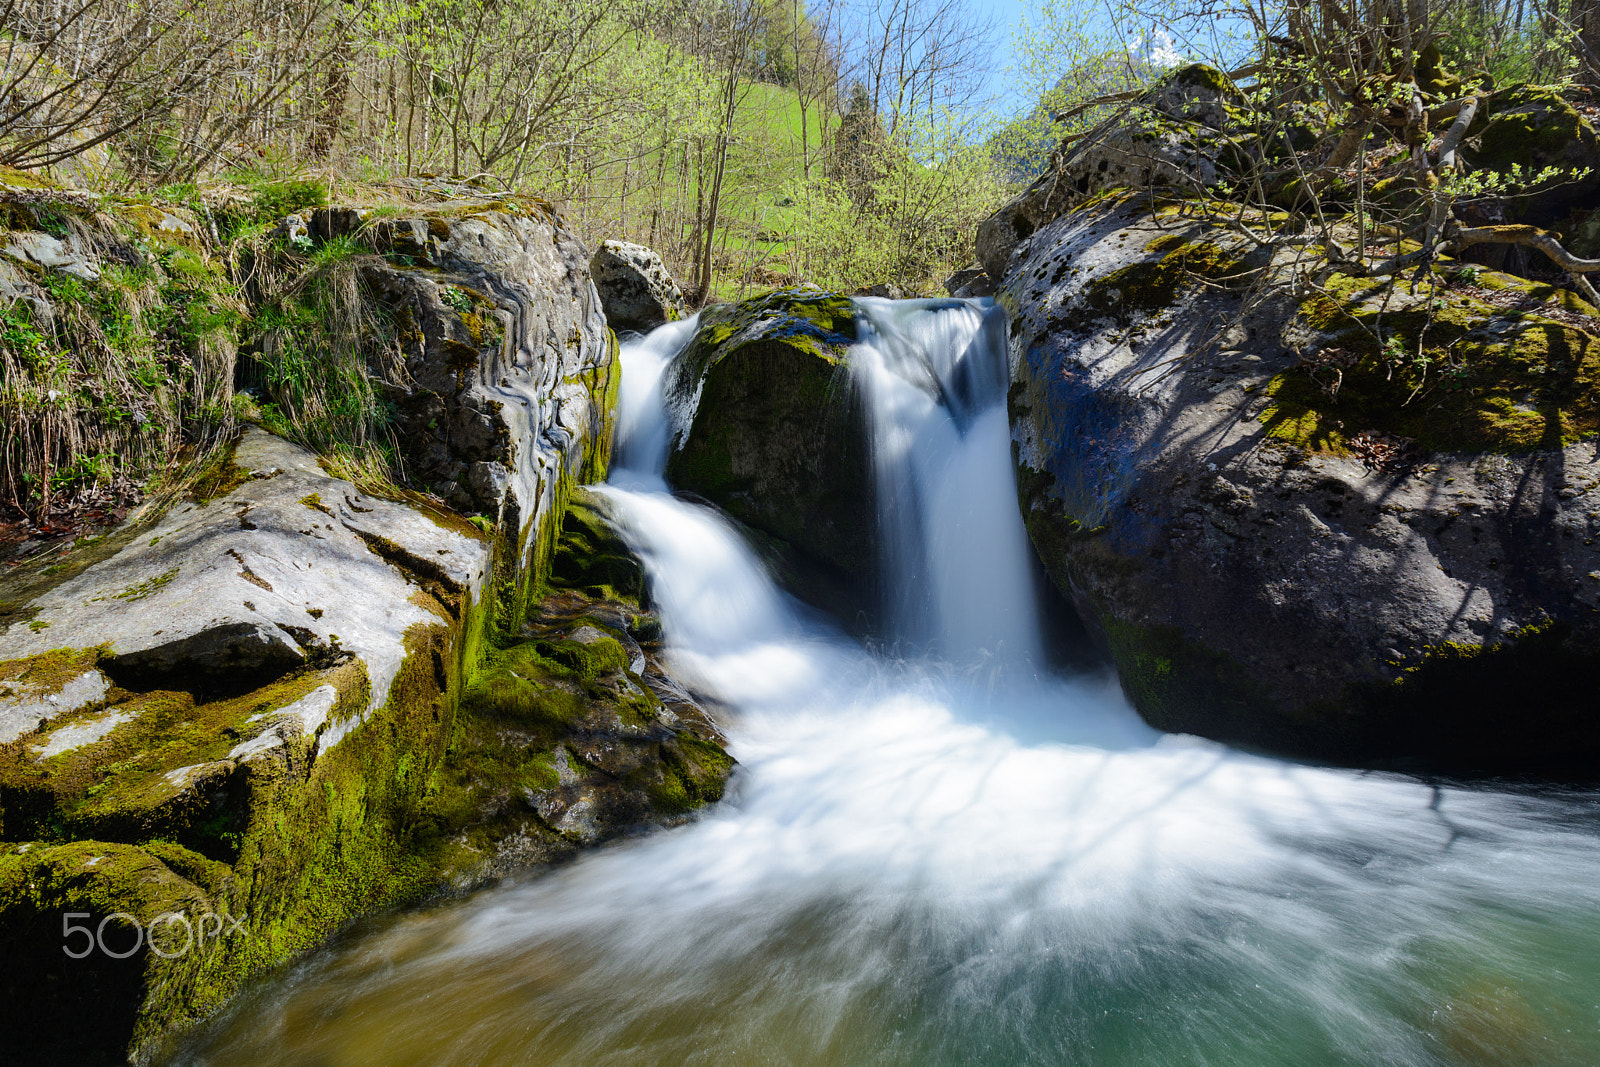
[0,0,1011,299]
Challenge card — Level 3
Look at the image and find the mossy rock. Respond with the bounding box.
[1416,42,1472,100]
[0,840,212,1066]
[1262,269,1600,455]
[419,578,733,874]
[665,289,877,621]
[1094,236,1244,323]
[1005,202,1600,779]
[1463,85,1600,223]
[0,164,62,191]
[1166,62,1240,96]
[669,286,857,395]
[547,488,642,604]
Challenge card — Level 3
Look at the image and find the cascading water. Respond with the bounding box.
[172,302,1600,1067]
[852,297,1042,663]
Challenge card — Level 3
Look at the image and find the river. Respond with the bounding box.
[171,299,1600,1067]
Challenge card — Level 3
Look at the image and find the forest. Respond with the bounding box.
[1,0,1587,300]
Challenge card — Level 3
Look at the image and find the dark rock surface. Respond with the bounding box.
[1001,195,1600,775]
[664,289,877,624]
[315,202,617,612]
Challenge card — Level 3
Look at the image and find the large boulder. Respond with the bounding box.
[664,289,876,622]
[589,239,684,334]
[312,201,618,623]
[1003,194,1600,775]
[977,64,1251,280]
[1463,85,1600,223]
[0,427,491,1062]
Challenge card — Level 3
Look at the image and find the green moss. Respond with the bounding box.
[1263,270,1600,455]
[135,614,463,1055]
[98,565,179,603]
[1166,63,1236,95]
[647,734,734,814]
[546,490,642,604]
[571,329,620,485]
[677,287,857,394]
[0,667,342,855]
[1475,86,1591,165]
[1075,238,1243,326]
[189,447,256,505]
[465,660,587,731]
[139,839,234,898]
[0,164,60,190]
[1366,174,1422,207]
[0,646,101,696]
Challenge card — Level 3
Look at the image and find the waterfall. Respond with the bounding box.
[851,296,1042,663]
[612,313,700,481]
[173,302,1600,1067]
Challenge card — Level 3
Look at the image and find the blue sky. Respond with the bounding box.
[977,0,1046,116]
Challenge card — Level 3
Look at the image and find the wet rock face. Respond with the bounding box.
[589,239,684,334]
[1002,198,1600,775]
[423,489,733,883]
[663,289,877,623]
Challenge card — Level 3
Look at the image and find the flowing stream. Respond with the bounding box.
[175,301,1600,1066]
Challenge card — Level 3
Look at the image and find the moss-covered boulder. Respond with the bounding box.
[977,64,1255,280]
[0,187,695,1064]
[0,428,492,1063]
[0,432,732,1064]
[417,487,731,883]
[1463,86,1600,223]
[664,289,876,622]
[1002,195,1600,776]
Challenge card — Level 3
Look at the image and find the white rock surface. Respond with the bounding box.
[0,429,489,746]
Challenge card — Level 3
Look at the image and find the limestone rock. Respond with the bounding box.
[0,426,492,1061]
[313,202,616,613]
[589,239,684,334]
[0,428,487,726]
[2,229,100,281]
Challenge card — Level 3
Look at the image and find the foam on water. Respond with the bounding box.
[172,301,1600,1067]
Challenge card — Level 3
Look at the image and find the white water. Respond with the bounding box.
[853,297,1042,662]
[176,302,1600,1067]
